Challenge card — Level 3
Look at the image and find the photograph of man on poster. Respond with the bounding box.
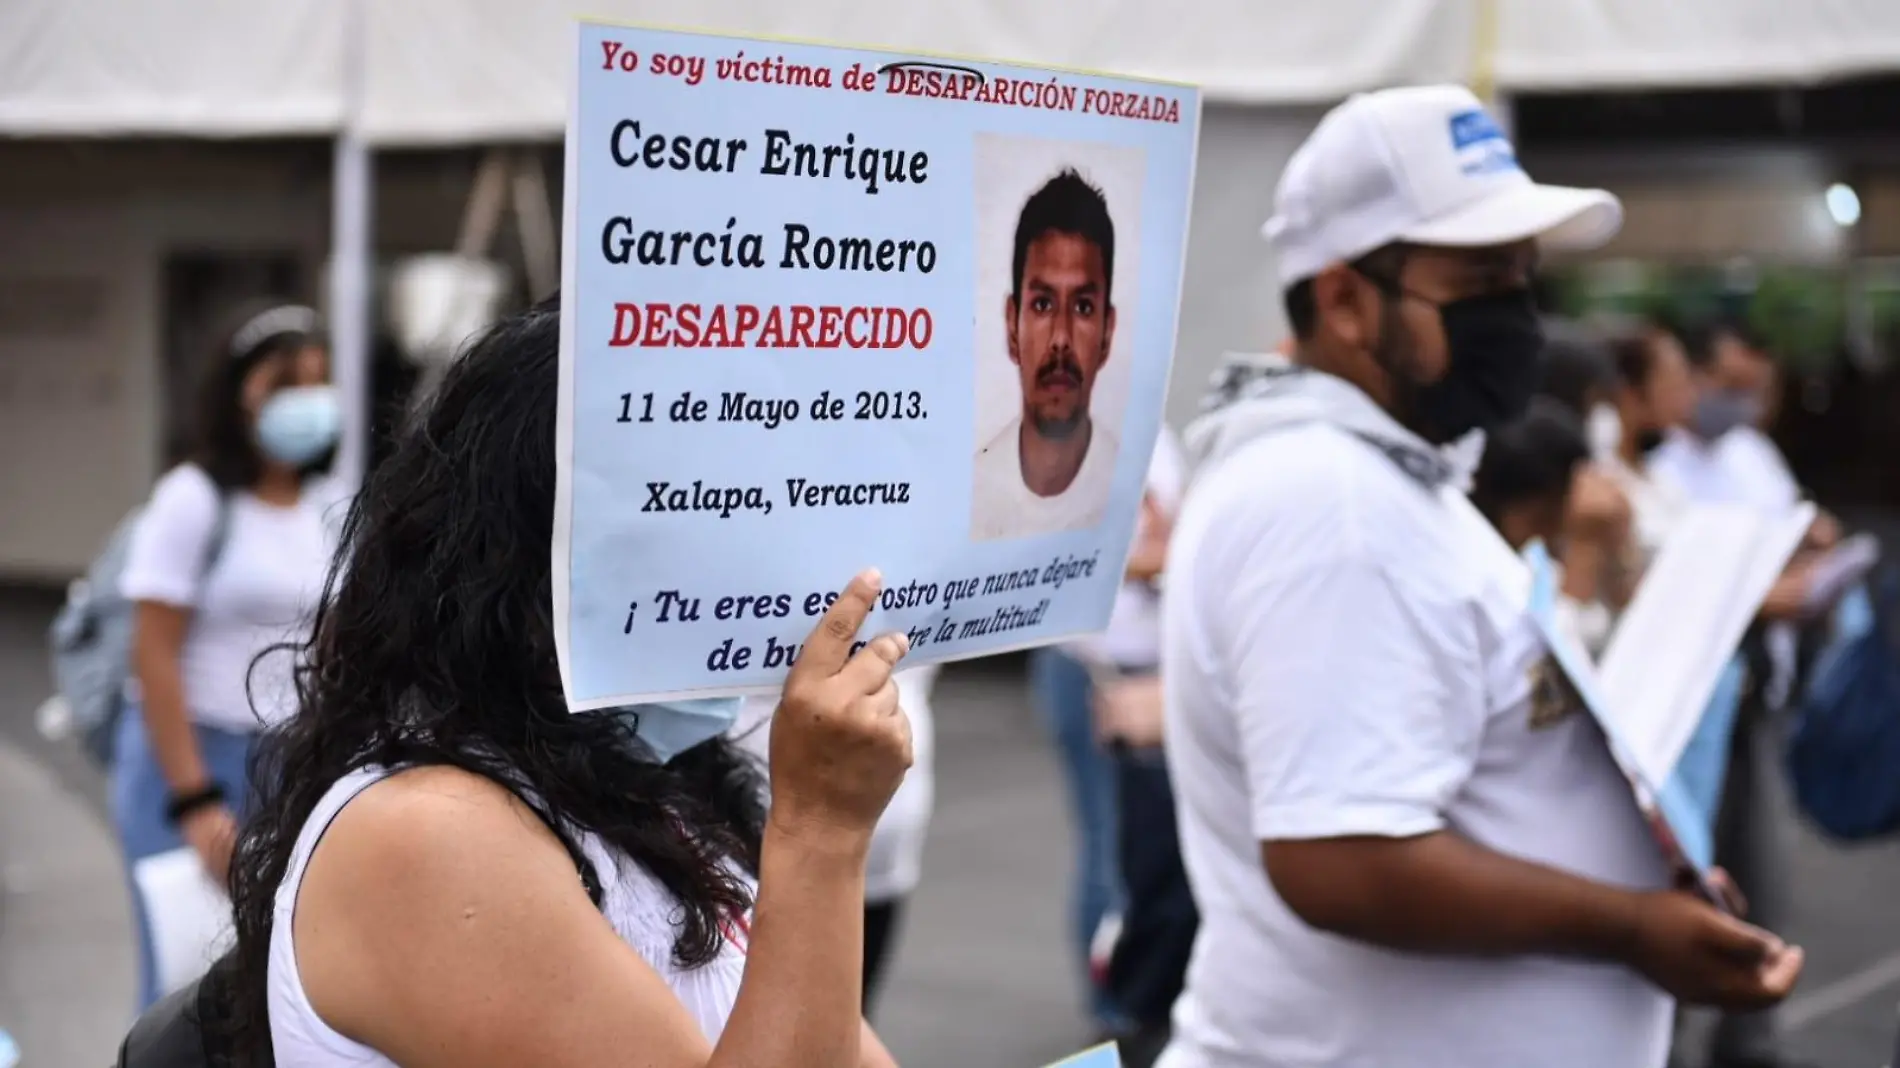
[971,166,1126,542]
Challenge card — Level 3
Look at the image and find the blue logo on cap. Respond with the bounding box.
[1448,108,1520,177]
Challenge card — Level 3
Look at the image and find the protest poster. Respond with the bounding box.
[1041,1043,1123,1068]
[553,20,1201,706]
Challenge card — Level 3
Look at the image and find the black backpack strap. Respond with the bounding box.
[199,487,234,582]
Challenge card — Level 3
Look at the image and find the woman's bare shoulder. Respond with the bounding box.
[293,764,614,1055]
[310,764,571,890]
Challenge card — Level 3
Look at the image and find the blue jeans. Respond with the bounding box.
[1028,648,1126,1028]
[110,709,258,1011]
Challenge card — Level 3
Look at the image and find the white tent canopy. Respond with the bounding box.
[4,0,1900,142]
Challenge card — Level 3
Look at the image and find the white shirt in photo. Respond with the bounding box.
[1158,373,1671,1068]
[120,464,340,733]
[970,417,1119,542]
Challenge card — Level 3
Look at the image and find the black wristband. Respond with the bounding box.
[165,784,228,826]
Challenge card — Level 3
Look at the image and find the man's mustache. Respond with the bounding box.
[1034,349,1083,388]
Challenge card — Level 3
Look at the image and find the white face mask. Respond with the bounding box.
[602,697,746,764]
[256,385,342,466]
[1586,404,1622,458]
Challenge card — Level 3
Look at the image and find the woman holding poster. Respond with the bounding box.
[220,300,911,1068]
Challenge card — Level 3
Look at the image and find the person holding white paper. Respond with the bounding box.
[220,301,908,1068]
[1158,86,1801,1068]
[1649,320,1832,1068]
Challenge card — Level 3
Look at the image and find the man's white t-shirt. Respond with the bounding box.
[120,464,340,733]
[1159,374,1671,1068]
[970,417,1119,541]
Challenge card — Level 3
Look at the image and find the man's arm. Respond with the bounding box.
[1264,832,1639,957]
[1219,542,1799,1008]
[1228,555,1635,962]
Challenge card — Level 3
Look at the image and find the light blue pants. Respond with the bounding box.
[1028,648,1128,1030]
[109,709,258,1011]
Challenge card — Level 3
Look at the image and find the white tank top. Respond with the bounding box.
[267,766,750,1066]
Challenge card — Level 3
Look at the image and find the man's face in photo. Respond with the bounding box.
[1006,231,1116,440]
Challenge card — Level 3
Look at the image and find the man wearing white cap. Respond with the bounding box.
[1156,86,1804,1068]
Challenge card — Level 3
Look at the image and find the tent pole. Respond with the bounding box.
[1470,0,1513,138]
[330,0,374,493]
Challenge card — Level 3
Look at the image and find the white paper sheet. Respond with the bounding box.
[131,847,236,998]
[1595,502,1816,789]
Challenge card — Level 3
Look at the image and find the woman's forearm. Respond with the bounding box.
[132,637,208,792]
[710,818,868,1068]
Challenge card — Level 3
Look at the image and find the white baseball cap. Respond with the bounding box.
[1263,85,1622,288]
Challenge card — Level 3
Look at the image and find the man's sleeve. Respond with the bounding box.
[1218,551,1487,842]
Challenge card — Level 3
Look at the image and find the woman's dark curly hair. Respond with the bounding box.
[224,296,766,1061]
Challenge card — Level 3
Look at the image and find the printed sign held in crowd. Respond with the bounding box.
[553,21,1200,706]
[1042,1043,1123,1068]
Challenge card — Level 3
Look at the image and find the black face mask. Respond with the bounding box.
[1406,288,1545,444]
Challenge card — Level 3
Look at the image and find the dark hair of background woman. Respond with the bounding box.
[1604,320,1671,395]
[1469,397,1592,525]
[1535,317,1617,419]
[224,297,767,1061]
[191,301,335,491]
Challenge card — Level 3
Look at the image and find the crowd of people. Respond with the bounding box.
[999,85,1871,1068]
[92,82,1888,1068]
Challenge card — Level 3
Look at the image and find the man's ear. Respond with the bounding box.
[1004,294,1021,367]
[1102,304,1117,367]
[1310,263,1374,351]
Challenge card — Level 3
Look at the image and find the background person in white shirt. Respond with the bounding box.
[114,303,342,1010]
[1654,321,1801,513]
[1655,320,1843,558]
[1157,86,1802,1068]
[971,169,1122,541]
